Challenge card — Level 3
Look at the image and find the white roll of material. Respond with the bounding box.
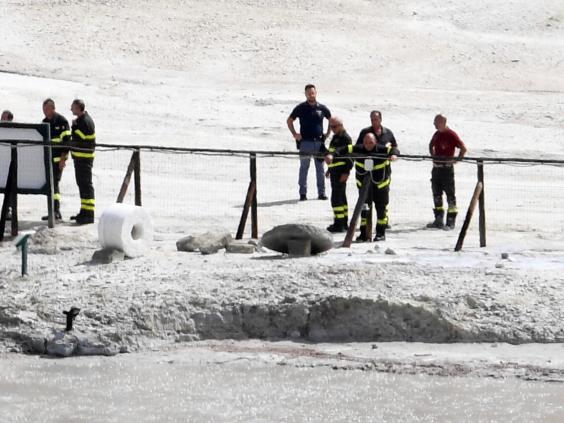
[98,203,153,258]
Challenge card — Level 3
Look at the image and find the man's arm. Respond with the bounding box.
[388,132,399,161]
[286,116,302,141]
[428,138,434,156]
[323,118,331,140]
[457,141,467,161]
[59,117,72,170]
[323,106,331,140]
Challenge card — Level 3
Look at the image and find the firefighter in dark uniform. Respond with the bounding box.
[69,99,96,225]
[41,98,71,221]
[355,110,398,235]
[325,116,353,233]
[427,114,467,230]
[327,132,398,242]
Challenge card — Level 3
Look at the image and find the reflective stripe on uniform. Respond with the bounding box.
[448,207,458,213]
[60,130,71,138]
[53,157,61,163]
[53,193,61,201]
[52,137,62,143]
[373,160,389,170]
[377,178,390,189]
[434,207,445,212]
[72,151,95,158]
[328,161,346,168]
[74,129,96,141]
[80,198,95,211]
[355,159,389,170]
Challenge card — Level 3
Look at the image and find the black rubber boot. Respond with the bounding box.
[356,226,369,242]
[327,219,346,233]
[374,224,386,242]
[76,210,94,225]
[42,200,62,221]
[426,208,444,228]
[445,212,457,230]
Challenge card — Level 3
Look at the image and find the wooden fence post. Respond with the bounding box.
[117,149,141,205]
[236,153,258,240]
[342,173,372,248]
[454,182,483,252]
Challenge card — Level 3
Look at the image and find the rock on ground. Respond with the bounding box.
[177,231,233,255]
[261,224,333,255]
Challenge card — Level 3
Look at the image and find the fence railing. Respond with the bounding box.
[4,141,564,250]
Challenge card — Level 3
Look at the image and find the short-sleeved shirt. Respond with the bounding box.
[430,128,465,157]
[289,101,331,140]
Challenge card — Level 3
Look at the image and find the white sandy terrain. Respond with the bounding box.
[1,0,564,379]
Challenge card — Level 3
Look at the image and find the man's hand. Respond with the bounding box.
[339,173,349,183]
[293,133,302,142]
[325,170,330,178]
[324,154,333,165]
[59,158,67,170]
[390,155,398,162]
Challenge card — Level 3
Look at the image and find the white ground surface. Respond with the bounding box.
[1,342,564,422]
[1,0,564,384]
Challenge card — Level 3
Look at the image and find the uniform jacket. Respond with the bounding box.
[71,111,96,159]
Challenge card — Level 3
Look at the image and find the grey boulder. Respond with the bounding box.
[46,332,79,357]
[261,224,333,255]
[176,231,232,255]
[91,248,125,264]
[46,331,119,357]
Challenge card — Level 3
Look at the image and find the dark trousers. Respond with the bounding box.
[52,161,63,210]
[360,186,389,236]
[330,173,348,222]
[431,166,456,214]
[74,158,95,215]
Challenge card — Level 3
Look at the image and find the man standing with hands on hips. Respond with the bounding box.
[287,84,331,201]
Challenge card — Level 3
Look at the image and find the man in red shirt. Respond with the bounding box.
[427,114,467,230]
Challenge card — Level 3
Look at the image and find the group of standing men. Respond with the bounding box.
[287,84,467,242]
[1,99,96,225]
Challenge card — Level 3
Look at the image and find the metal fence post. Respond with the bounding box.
[250,153,258,239]
[477,159,486,247]
[134,149,142,206]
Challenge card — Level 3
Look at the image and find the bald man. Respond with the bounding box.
[1,110,13,122]
[427,114,467,230]
[326,132,396,241]
[325,117,353,232]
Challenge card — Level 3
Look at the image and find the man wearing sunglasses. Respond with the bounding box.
[325,117,353,233]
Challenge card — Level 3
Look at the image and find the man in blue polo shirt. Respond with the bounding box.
[287,84,331,201]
